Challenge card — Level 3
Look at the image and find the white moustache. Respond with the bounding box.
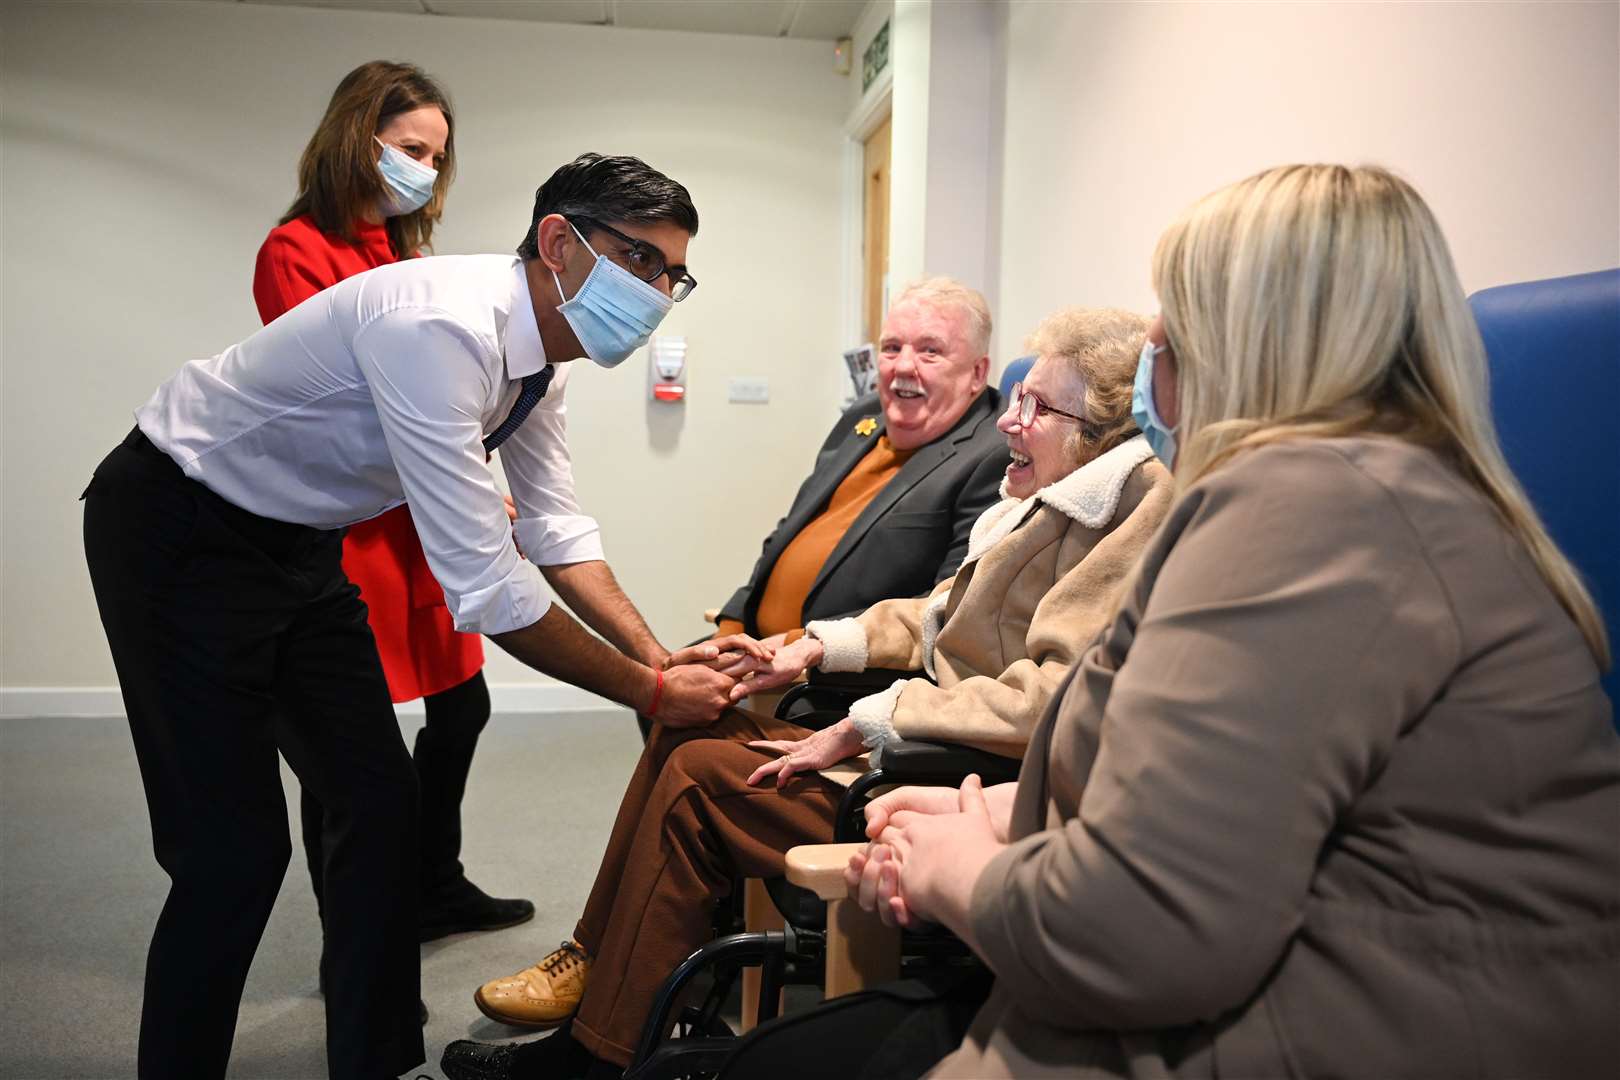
[889,378,927,398]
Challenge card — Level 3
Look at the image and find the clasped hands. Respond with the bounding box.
[719,631,826,702]
[648,628,830,729]
[649,633,777,728]
[841,776,1015,937]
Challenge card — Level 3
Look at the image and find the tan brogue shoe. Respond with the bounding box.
[473,940,591,1029]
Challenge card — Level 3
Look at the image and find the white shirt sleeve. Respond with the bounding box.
[351,308,554,636]
[495,366,606,567]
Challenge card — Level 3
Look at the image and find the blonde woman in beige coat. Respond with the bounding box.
[441,309,1173,1080]
[831,165,1619,1079]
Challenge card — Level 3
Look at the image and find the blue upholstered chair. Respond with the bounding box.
[998,355,1034,400]
[1471,269,1620,711]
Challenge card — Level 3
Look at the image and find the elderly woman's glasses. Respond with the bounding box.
[571,217,698,301]
[1010,382,1084,427]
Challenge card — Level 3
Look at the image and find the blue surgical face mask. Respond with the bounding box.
[1132,340,1178,470]
[550,222,674,368]
[375,137,437,217]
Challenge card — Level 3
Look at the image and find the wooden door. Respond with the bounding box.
[862,114,892,345]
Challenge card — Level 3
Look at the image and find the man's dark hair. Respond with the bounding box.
[517,153,699,258]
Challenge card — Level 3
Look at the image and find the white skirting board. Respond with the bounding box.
[0,683,623,720]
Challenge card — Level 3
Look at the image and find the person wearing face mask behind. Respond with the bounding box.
[253,61,536,978]
[81,151,752,1080]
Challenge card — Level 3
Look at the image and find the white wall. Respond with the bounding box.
[887,0,998,330]
[0,0,851,700]
[991,0,1620,346]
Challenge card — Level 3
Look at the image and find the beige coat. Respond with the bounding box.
[935,436,1620,1078]
[809,435,1172,761]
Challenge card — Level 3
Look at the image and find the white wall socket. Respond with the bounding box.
[728,377,770,404]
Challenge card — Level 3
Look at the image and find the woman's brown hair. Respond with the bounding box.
[279,60,455,258]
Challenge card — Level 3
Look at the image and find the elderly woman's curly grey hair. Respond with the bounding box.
[1023,307,1152,464]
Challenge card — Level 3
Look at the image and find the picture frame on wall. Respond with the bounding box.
[843,343,877,399]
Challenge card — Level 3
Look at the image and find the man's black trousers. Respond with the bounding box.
[82,428,425,1080]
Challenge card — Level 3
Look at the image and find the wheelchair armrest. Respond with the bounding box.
[785,842,866,900]
[879,738,1022,786]
[806,665,920,693]
[773,681,841,720]
[831,741,1022,842]
[777,668,926,723]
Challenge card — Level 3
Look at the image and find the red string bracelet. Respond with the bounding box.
[648,668,665,717]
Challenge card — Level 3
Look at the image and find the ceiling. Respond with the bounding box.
[220,0,871,40]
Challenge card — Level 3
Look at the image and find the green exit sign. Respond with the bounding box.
[863,20,890,93]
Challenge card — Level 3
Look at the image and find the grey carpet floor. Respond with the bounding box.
[1,710,645,1080]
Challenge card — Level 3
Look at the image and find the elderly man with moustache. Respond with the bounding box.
[452,278,1010,1071]
[622,277,1011,749]
[631,278,1010,735]
[709,278,1011,648]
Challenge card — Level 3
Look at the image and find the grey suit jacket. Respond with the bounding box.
[939,435,1619,1078]
[720,389,1008,634]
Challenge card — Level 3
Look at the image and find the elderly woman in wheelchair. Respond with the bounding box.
[439,306,1175,1080]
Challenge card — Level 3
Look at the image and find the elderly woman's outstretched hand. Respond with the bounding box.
[663,633,775,675]
[746,716,866,787]
[727,634,826,701]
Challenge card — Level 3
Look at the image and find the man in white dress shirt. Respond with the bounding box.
[81,153,755,1080]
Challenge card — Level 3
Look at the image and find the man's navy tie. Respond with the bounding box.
[484,364,555,454]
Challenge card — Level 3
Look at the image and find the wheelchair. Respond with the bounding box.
[620,671,1021,1080]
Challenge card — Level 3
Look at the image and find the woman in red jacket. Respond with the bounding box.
[254,60,533,948]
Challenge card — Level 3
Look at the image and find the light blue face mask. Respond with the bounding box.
[1132,340,1178,470]
[375,137,437,217]
[550,222,674,368]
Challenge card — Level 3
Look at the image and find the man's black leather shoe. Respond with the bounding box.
[419,877,535,943]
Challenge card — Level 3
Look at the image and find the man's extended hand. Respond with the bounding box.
[654,664,738,728]
[664,634,774,675]
[727,635,825,701]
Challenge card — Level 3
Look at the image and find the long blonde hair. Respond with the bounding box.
[1152,164,1608,665]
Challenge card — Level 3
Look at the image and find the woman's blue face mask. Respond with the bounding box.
[550,222,673,368]
[1132,340,1178,470]
[374,138,436,217]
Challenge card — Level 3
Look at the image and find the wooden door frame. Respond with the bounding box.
[840,83,894,356]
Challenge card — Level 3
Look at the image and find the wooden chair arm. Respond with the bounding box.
[785,842,866,901]
[785,842,898,997]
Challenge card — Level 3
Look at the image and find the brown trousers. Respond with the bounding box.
[568,708,843,1066]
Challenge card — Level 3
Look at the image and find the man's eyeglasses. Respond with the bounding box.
[572,217,697,302]
[1009,382,1084,427]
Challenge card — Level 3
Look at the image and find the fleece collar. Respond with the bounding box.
[969,435,1155,563]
